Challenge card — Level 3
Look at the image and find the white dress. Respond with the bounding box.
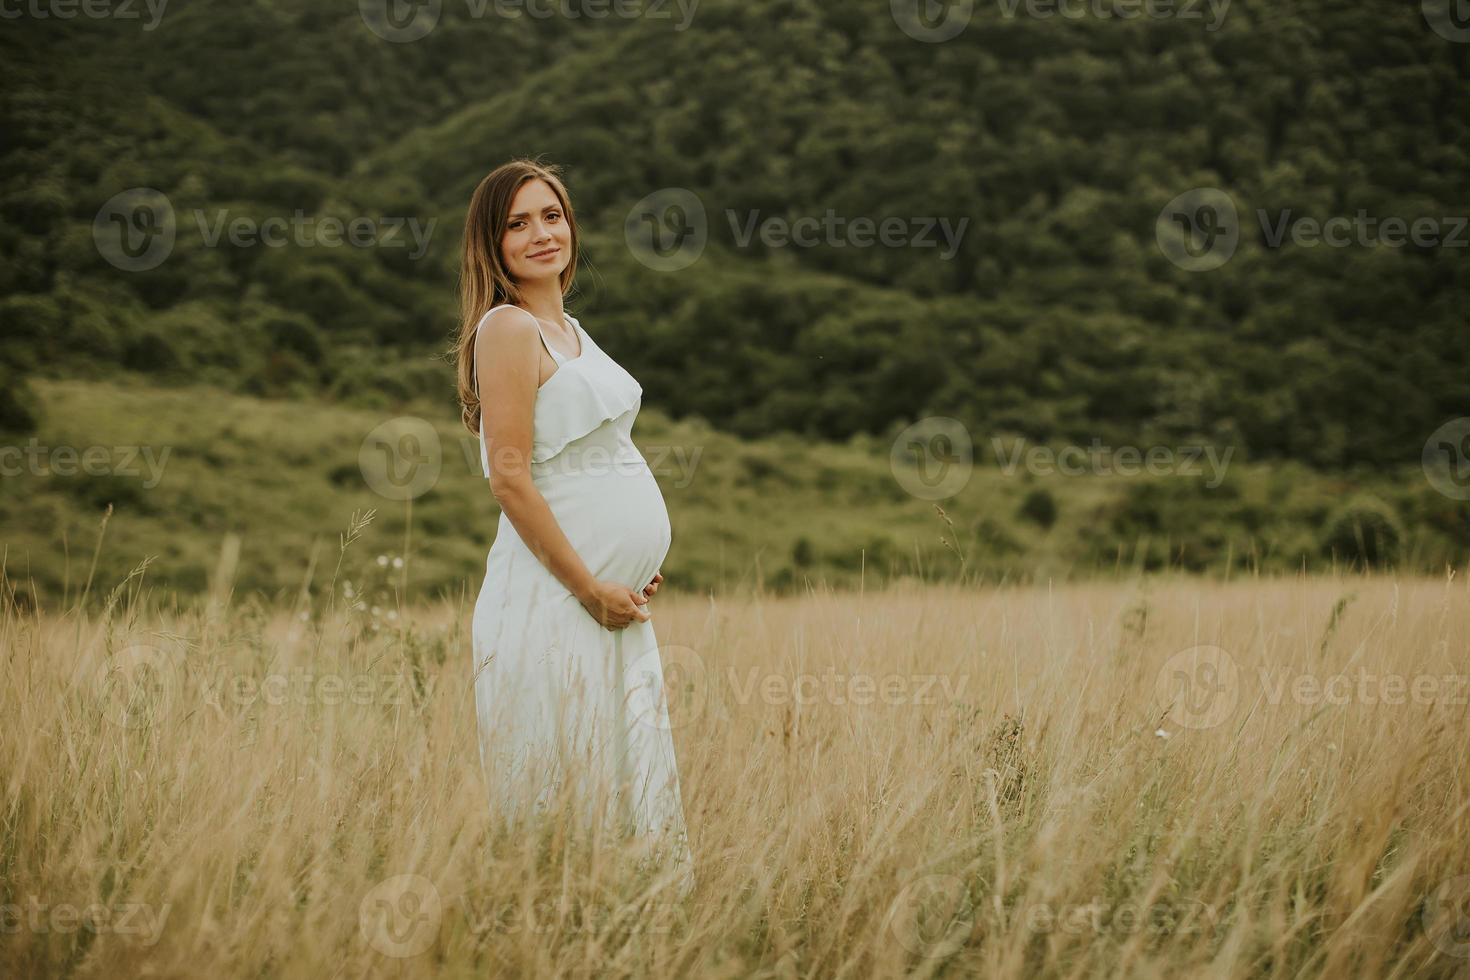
[470,304,694,890]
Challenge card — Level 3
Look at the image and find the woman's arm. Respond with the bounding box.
[476,309,648,629]
[476,309,595,596]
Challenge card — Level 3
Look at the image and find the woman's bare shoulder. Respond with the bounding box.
[476,304,540,337]
[474,306,543,358]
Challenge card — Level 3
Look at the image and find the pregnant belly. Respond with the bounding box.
[532,436,672,595]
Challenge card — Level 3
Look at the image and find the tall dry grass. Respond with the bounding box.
[2,558,1468,978]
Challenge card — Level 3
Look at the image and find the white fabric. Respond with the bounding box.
[470,304,693,891]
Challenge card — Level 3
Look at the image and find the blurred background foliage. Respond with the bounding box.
[1,0,1468,599]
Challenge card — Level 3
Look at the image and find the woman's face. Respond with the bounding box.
[500,178,571,285]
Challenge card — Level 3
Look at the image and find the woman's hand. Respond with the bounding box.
[577,579,651,631]
[641,571,663,600]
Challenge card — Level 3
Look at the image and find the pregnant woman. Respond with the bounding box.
[454,160,693,892]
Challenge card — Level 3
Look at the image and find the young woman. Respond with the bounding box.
[454,159,693,891]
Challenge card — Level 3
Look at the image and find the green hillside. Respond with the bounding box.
[3,379,1466,606]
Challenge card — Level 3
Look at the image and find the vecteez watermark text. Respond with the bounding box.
[93,187,436,272]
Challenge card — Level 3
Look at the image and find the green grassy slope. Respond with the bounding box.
[3,379,1465,607]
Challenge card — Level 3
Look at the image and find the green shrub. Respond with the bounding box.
[0,294,63,368]
[1018,487,1058,528]
[1319,495,1403,568]
[0,372,41,434]
[976,516,1023,555]
[259,311,327,365]
[122,330,183,374]
[62,472,153,514]
[1,180,69,235]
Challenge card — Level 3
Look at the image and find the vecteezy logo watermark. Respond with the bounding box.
[1423,0,1470,43]
[885,874,975,958]
[93,188,435,270]
[194,209,435,259]
[468,440,706,488]
[890,0,974,42]
[890,417,974,501]
[1255,669,1468,708]
[1019,898,1223,937]
[625,187,707,272]
[0,897,172,946]
[995,0,1229,29]
[1256,210,1468,250]
[628,650,970,734]
[891,0,1227,42]
[199,668,437,716]
[457,892,690,939]
[727,210,968,260]
[359,874,442,958]
[991,437,1234,488]
[1422,875,1470,959]
[360,0,442,41]
[1155,187,1239,272]
[92,643,182,730]
[359,0,698,42]
[629,643,709,734]
[1,440,171,488]
[1155,645,1468,732]
[727,668,970,707]
[360,417,443,501]
[1158,187,1469,271]
[94,188,177,272]
[1155,645,1240,731]
[1422,418,1470,501]
[625,188,969,270]
[0,0,169,30]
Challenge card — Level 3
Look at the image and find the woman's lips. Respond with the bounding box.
[529,248,560,260]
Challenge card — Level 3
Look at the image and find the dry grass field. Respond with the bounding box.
[3,566,1468,978]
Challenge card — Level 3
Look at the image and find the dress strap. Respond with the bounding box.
[480,303,567,363]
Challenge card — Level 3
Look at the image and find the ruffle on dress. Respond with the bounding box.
[529,351,643,464]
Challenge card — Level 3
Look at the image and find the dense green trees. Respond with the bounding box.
[2,0,1466,467]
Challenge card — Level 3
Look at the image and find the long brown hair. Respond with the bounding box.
[454,158,580,434]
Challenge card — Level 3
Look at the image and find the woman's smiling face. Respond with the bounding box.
[500,178,571,284]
